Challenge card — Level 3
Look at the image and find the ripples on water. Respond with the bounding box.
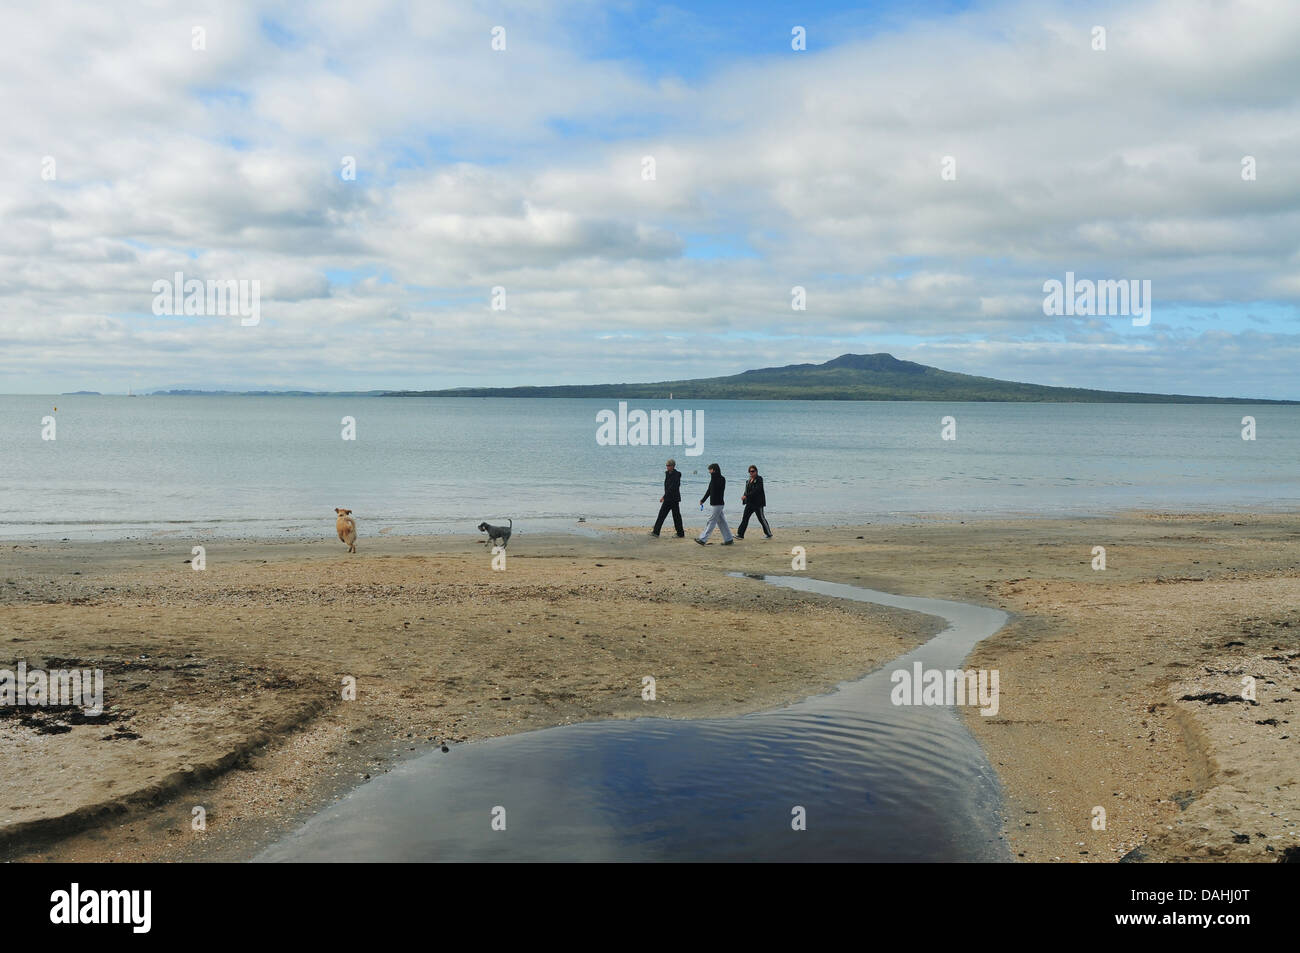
[256,576,1011,863]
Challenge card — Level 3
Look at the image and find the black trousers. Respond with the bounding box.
[738,504,771,537]
[653,500,684,535]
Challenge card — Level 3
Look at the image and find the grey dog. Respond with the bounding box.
[478,518,512,549]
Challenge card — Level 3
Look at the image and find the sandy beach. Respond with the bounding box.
[2,511,1297,862]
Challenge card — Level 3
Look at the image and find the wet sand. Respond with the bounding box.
[1,511,1297,862]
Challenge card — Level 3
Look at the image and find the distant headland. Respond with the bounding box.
[96,354,1297,403]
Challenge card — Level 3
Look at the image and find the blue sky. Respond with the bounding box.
[1,0,1297,398]
[559,1,979,81]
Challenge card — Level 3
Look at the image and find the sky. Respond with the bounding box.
[1,0,1297,398]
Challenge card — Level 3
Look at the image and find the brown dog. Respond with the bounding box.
[334,508,357,553]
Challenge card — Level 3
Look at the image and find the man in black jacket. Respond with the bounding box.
[695,462,734,545]
[651,458,685,537]
[737,464,772,539]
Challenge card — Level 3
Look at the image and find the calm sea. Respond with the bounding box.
[1,395,1296,540]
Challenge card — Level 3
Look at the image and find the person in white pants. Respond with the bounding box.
[695,462,734,545]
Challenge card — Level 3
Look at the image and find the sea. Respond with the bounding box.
[1,395,1297,540]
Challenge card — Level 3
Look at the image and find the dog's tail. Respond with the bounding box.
[508,518,512,528]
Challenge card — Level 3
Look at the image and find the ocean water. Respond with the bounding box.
[1,395,1297,540]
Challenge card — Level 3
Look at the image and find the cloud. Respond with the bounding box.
[0,0,1296,397]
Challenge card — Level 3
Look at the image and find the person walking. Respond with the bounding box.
[737,464,773,539]
[695,462,734,545]
[650,458,685,537]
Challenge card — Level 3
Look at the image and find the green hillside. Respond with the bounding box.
[385,353,1293,403]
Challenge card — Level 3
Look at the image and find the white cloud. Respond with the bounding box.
[0,0,1297,397]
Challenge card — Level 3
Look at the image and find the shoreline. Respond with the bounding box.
[2,512,1297,862]
[6,501,1300,544]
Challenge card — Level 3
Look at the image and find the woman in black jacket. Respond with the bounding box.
[695,463,734,545]
[651,458,685,537]
[737,465,772,539]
